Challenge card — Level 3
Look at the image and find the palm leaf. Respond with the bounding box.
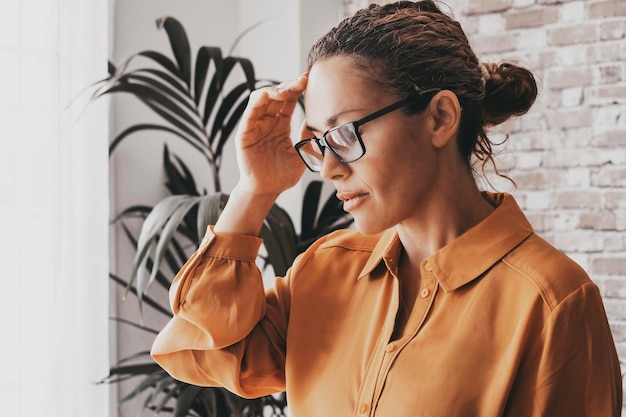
[194,46,223,107]
[174,384,203,417]
[163,145,200,197]
[105,82,203,136]
[157,17,192,87]
[209,81,250,145]
[110,272,172,317]
[139,50,180,76]
[109,123,197,156]
[130,195,190,295]
[215,96,249,164]
[300,181,323,241]
[147,196,203,292]
[124,72,197,114]
[196,193,229,243]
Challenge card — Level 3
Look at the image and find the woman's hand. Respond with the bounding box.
[234,74,308,198]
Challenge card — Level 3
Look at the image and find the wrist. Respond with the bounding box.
[214,185,278,236]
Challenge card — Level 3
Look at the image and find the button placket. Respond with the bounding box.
[370,280,439,414]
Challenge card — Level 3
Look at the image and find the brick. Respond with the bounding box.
[510,130,563,151]
[586,43,626,64]
[473,33,518,54]
[592,129,626,147]
[510,50,557,70]
[588,86,626,106]
[567,252,590,271]
[616,342,626,359]
[604,278,626,297]
[603,233,626,252]
[521,28,549,48]
[604,299,626,320]
[579,211,618,230]
[478,13,506,35]
[592,257,626,275]
[605,191,626,209]
[545,109,593,129]
[616,211,626,230]
[546,67,593,89]
[515,170,562,189]
[547,148,625,168]
[608,322,626,342]
[597,64,624,84]
[466,0,513,15]
[493,151,516,171]
[549,23,598,46]
[554,231,604,252]
[557,45,589,66]
[520,190,554,210]
[591,166,626,187]
[561,87,584,107]
[555,190,604,209]
[505,7,559,29]
[601,20,626,40]
[593,105,626,131]
[519,111,548,132]
[540,89,561,110]
[552,212,581,231]
[562,127,598,148]
[588,0,626,19]
[559,1,586,22]
[538,0,576,3]
[513,0,535,8]
[516,151,543,169]
[563,167,592,187]
[525,212,553,232]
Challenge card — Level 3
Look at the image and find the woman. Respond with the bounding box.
[152,1,622,415]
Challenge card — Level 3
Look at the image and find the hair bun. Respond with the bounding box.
[481,62,538,126]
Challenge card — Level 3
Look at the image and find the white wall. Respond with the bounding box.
[0,0,110,416]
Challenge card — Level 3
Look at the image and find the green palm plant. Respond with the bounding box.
[93,16,352,416]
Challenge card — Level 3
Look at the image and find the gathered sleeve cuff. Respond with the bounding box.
[153,226,266,353]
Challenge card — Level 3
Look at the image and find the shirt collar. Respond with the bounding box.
[357,193,534,291]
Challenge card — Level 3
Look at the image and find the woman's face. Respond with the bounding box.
[303,57,443,235]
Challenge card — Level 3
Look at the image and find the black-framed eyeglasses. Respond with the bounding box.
[295,88,440,172]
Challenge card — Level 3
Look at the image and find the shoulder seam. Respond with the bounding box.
[501,257,556,311]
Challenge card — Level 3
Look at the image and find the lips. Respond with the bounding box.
[336,191,369,212]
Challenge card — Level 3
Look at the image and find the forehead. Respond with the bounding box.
[305,57,389,129]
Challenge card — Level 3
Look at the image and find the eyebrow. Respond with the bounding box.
[305,108,366,134]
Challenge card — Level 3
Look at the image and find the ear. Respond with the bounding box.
[427,90,461,149]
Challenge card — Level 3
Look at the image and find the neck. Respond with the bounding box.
[395,176,495,267]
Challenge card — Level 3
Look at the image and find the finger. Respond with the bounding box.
[272,75,308,117]
[276,73,308,94]
[266,74,307,104]
[239,89,270,132]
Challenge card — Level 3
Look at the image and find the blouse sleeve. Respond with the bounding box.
[150,226,291,398]
[506,281,623,416]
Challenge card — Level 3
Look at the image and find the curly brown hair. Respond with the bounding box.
[307,0,538,181]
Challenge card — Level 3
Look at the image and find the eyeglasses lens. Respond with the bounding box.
[327,125,362,161]
[297,140,324,171]
[297,124,365,172]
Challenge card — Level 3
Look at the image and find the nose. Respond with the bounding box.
[320,149,349,180]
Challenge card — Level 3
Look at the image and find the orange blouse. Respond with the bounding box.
[151,193,622,416]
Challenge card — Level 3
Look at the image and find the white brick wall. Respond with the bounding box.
[343,0,626,393]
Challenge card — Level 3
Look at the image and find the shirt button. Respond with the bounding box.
[424,262,433,272]
[385,343,396,353]
[420,288,431,298]
[359,402,370,414]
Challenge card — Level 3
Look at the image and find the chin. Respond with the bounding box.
[352,217,389,236]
